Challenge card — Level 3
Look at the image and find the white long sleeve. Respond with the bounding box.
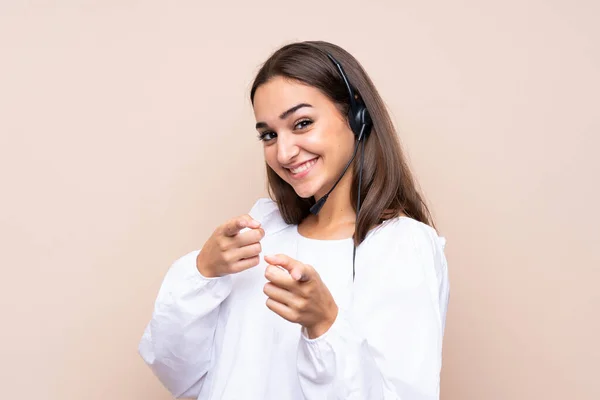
[296,217,449,399]
[138,199,449,400]
[138,250,232,398]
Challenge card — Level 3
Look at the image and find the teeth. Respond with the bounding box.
[290,159,317,174]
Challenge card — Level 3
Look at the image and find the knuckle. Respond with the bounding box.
[232,216,243,227]
[301,288,312,299]
[222,252,234,264]
[233,257,258,274]
[290,311,300,323]
[217,239,227,252]
[225,219,236,230]
[296,298,308,311]
[249,255,260,266]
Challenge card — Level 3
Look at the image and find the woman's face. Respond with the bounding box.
[253,76,355,200]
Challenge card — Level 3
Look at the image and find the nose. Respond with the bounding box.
[276,132,300,166]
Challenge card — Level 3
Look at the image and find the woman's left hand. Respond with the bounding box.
[263,254,338,339]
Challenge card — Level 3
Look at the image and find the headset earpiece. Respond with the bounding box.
[352,105,372,142]
[326,52,373,141]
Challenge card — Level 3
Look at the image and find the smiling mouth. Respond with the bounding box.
[287,158,318,178]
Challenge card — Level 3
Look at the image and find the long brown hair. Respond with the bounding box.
[250,41,434,245]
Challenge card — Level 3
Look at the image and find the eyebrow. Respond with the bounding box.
[255,103,313,130]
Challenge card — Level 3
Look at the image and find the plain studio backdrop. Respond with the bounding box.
[1,1,598,399]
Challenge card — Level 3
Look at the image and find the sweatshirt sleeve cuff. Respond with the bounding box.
[297,309,384,399]
[161,250,233,305]
[297,309,357,385]
[300,308,351,344]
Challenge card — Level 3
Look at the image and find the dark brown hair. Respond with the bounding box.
[250,41,434,245]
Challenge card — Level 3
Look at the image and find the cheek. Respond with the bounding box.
[302,130,328,153]
[263,146,281,170]
[319,128,353,161]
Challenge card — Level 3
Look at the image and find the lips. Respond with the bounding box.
[286,157,318,179]
[289,158,318,174]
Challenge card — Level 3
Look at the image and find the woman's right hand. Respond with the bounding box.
[196,215,265,278]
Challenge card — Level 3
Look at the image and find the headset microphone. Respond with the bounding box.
[309,131,362,215]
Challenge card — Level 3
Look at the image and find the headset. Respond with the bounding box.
[308,51,373,281]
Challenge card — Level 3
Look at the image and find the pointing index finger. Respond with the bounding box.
[223,215,260,237]
[264,254,309,282]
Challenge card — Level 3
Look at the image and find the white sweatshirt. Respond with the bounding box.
[139,198,450,399]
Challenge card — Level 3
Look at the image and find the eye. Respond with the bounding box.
[294,119,313,130]
[257,131,277,142]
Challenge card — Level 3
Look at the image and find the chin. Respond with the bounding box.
[289,181,322,200]
[292,187,316,199]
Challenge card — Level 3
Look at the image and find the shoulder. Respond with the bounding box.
[367,216,446,254]
[362,216,448,289]
[247,197,290,237]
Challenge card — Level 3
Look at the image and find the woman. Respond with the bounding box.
[139,40,450,400]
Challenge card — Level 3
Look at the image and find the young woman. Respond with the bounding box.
[139,41,450,400]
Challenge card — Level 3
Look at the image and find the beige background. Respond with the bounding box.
[1,1,598,399]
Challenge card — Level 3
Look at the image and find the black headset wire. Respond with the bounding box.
[308,49,371,282]
[352,124,367,281]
